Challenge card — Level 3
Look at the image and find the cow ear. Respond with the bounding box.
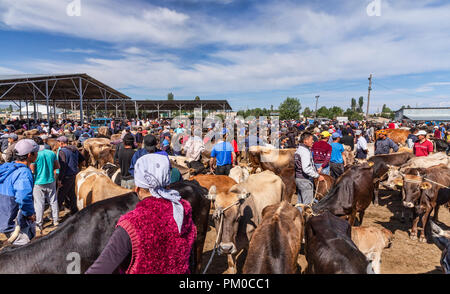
[208,186,217,201]
[368,161,374,167]
[420,182,432,190]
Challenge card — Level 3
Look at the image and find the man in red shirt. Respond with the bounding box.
[388,122,396,129]
[414,130,433,157]
[434,126,441,139]
[312,131,332,175]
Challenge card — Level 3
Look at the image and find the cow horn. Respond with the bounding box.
[420,182,432,190]
[6,225,21,244]
[394,177,404,186]
[208,186,217,201]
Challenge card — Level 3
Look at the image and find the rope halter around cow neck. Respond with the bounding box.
[399,171,450,189]
[202,192,251,274]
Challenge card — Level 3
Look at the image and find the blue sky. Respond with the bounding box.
[0,0,450,112]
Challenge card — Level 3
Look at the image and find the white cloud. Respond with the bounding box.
[55,48,97,54]
[1,0,450,111]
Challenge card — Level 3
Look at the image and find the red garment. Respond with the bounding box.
[413,140,434,157]
[434,130,441,138]
[231,139,238,153]
[116,197,196,274]
[388,123,396,129]
[312,140,332,168]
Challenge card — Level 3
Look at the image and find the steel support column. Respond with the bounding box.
[79,78,84,123]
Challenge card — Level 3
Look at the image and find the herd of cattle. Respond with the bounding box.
[0,126,449,274]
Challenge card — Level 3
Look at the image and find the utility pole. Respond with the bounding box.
[315,95,320,119]
[366,74,372,119]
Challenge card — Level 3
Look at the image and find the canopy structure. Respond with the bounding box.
[0,73,232,121]
[0,73,130,122]
[394,107,450,122]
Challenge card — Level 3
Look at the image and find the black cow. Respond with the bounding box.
[0,193,139,274]
[430,220,450,274]
[312,162,388,226]
[430,137,449,153]
[168,180,211,273]
[0,180,211,274]
[304,211,373,274]
[102,162,122,185]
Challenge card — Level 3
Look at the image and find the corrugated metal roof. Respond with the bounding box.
[399,108,450,121]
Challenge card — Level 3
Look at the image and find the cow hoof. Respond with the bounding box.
[409,234,417,241]
[419,237,427,243]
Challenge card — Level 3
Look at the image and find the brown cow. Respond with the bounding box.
[207,170,286,274]
[248,146,296,201]
[242,201,303,274]
[189,174,237,194]
[351,226,393,274]
[396,165,449,242]
[313,174,335,201]
[75,167,131,210]
[416,168,450,243]
[375,129,410,146]
[82,138,115,168]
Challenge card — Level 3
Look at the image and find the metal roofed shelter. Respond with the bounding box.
[46,99,233,119]
[0,73,130,123]
[394,107,450,122]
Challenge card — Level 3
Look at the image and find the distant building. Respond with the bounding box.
[394,107,450,122]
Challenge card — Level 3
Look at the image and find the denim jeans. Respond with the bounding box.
[314,163,330,175]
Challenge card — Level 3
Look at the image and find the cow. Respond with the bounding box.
[75,166,131,210]
[247,146,296,201]
[168,180,211,274]
[242,201,303,274]
[313,174,335,201]
[312,162,388,226]
[375,129,410,146]
[0,193,140,274]
[430,220,450,274]
[190,174,237,195]
[101,163,122,186]
[82,138,115,168]
[415,168,450,242]
[351,226,393,274]
[368,152,414,205]
[0,180,211,274]
[396,165,449,242]
[229,166,250,184]
[343,145,355,167]
[207,170,287,274]
[304,211,373,274]
[382,153,449,190]
[430,137,449,153]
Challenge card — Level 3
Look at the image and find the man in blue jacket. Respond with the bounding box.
[0,139,39,245]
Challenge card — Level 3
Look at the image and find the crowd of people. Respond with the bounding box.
[0,116,448,273]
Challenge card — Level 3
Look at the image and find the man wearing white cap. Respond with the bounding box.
[0,139,39,245]
[413,130,433,157]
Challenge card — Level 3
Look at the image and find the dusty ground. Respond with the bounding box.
[1,188,447,274]
[201,188,449,274]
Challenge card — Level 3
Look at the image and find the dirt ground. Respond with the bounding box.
[1,188,447,274]
[201,188,449,274]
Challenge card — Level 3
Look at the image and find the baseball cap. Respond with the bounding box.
[379,129,387,135]
[416,130,427,136]
[332,132,342,139]
[221,128,228,135]
[8,134,18,140]
[320,131,331,138]
[14,139,39,156]
[56,136,68,143]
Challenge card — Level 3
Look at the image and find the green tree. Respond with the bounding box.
[351,98,357,112]
[328,106,344,119]
[358,96,364,113]
[7,105,13,113]
[303,107,312,117]
[279,97,301,120]
[168,92,174,100]
[194,96,200,101]
[316,106,329,118]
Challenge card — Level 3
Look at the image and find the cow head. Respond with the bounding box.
[209,185,252,255]
[402,175,423,208]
